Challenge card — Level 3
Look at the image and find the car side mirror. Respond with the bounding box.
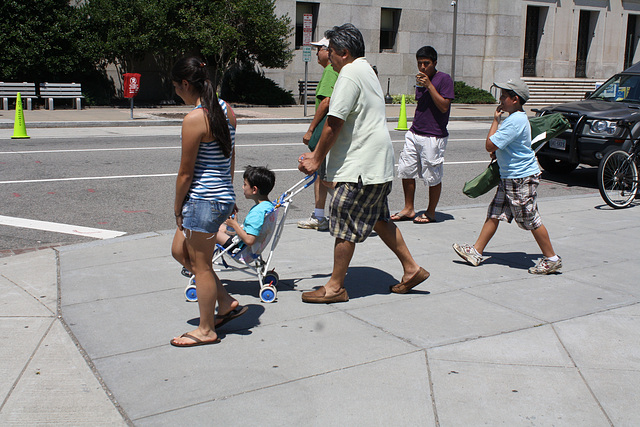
[584,91,592,99]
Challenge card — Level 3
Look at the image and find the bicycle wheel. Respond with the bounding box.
[598,149,638,208]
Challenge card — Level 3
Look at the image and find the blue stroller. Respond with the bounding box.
[183,173,316,303]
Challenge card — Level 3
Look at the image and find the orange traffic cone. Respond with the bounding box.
[11,92,30,139]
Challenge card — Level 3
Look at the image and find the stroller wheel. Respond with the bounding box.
[260,286,277,303]
[185,284,198,302]
[264,270,279,287]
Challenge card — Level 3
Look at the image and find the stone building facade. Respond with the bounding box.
[265,0,640,99]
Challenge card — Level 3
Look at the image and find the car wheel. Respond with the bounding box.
[537,156,579,174]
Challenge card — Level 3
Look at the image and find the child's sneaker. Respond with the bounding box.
[528,256,562,274]
[297,213,329,231]
[452,243,483,266]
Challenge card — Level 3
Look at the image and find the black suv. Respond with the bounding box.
[534,63,640,174]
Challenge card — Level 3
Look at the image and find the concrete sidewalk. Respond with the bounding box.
[2,194,639,425]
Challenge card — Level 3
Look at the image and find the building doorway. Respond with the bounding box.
[575,10,594,78]
[523,6,541,77]
[624,15,639,70]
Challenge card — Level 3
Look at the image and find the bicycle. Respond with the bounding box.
[597,138,639,208]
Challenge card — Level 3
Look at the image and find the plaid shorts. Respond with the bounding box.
[329,178,391,243]
[487,174,542,231]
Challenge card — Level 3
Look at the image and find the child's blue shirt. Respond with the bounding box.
[490,111,540,179]
[243,201,274,237]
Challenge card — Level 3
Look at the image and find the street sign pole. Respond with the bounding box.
[304,62,308,117]
[303,13,313,117]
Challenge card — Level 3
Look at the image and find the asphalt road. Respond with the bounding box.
[0,122,599,252]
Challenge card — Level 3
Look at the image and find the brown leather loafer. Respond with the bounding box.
[390,267,430,294]
[302,286,349,303]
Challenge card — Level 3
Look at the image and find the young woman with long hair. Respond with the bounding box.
[169,57,247,347]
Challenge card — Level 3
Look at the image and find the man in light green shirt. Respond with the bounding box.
[298,37,339,231]
[297,23,429,304]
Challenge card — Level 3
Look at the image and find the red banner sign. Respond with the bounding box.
[123,73,141,98]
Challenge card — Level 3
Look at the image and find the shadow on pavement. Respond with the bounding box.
[187,303,265,336]
[541,166,597,189]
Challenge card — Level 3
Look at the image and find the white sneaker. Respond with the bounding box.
[529,256,562,274]
[297,213,329,231]
[452,243,483,266]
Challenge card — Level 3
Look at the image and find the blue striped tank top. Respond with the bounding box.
[188,99,236,202]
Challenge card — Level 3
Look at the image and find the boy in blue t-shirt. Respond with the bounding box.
[217,166,275,250]
[453,79,562,274]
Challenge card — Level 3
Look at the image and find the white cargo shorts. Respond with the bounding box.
[397,130,447,186]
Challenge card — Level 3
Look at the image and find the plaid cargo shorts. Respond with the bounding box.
[329,178,392,243]
[487,174,542,230]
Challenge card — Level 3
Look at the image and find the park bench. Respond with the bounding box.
[298,80,319,104]
[39,82,84,110]
[0,82,37,110]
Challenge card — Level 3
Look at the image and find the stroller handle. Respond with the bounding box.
[275,173,317,207]
[303,172,317,188]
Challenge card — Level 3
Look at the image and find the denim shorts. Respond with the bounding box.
[181,198,235,234]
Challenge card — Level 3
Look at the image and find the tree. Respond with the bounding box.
[176,0,293,86]
[84,0,293,93]
[0,0,96,82]
[77,0,179,96]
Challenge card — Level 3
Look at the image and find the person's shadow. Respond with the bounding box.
[413,211,455,223]
[341,266,431,299]
[187,277,269,336]
[188,301,265,337]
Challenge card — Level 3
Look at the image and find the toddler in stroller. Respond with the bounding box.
[183,168,316,303]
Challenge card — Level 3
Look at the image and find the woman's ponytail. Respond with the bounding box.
[171,57,233,158]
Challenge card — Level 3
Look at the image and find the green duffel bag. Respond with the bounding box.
[461,113,571,198]
[530,113,571,152]
[462,161,500,198]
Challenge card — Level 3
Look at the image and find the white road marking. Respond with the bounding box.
[0,215,126,239]
[0,173,176,185]
[0,160,490,185]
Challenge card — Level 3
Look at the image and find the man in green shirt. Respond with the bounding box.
[298,37,339,231]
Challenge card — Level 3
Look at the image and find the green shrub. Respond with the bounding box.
[221,65,295,105]
[392,94,416,104]
[392,82,494,104]
[453,81,495,104]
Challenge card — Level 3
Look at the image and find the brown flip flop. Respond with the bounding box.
[413,214,437,224]
[215,305,248,328]
[391,212,415,222]
[170,333,221,347]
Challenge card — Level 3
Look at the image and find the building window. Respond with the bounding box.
[380,8,401,52]
[295,2,318,49]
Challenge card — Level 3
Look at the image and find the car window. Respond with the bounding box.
[590,74,640,103]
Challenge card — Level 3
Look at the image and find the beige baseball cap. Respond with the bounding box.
[493,79,530,102]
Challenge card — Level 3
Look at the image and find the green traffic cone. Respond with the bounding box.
[11,92,30,139]
[395,94,408,131]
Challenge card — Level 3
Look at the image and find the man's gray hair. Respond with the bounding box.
[325,23,365,58]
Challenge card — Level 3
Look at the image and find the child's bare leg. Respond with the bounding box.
[531,225,556,258]
[474,218,499,254]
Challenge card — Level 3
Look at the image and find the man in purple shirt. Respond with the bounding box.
[391,46,454,223]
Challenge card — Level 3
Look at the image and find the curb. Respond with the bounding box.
[0,116,493,130]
